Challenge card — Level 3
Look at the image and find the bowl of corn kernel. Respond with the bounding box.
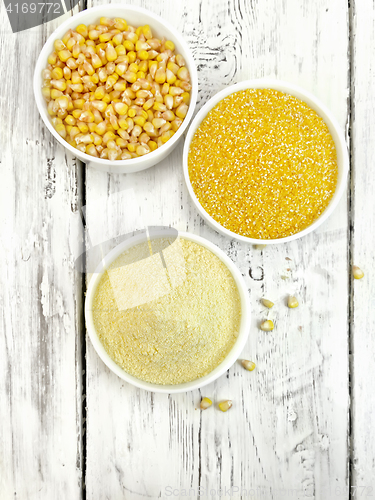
[34,4,198,173]
[183,79,349,243]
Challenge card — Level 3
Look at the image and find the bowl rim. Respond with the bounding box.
[84,230,251,393]
[33,3,198,169]
[182,78,349,244]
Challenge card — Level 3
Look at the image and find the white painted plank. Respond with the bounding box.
[0,5,84,499]
[84,1,350,499]
[350,1,375,497]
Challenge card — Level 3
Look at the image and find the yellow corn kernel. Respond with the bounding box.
[95,121,107,135]
[142,24,152,39]
[76,24,88,38]
[177,66,189,81]
[66,124,73,134]
[123,40,134,51]
[241,360,256,372]
[114,102,129,115]
[166,69,177,85]
[153,102,167,112]
[260,320,274,332]
[115,44,126,56]
[167,61,179,74]
[70,126,80,140]
[218,400,232,412]
[98,32,112,43]
[124,71,137,84]
[152,118,166,129]
[47,52,58,65]
[99,17,113,26]
[143,98,155,111]
[135,145,148,156]
[55,123,67,138]
[73,99,84,110]
[114,18,128,31]
[102,131,116,144]
[106,43,117,62]
[51,67,63,80]
[353,265,364,279]
[288,296,299,308]
[77,121,88,133]
[181,92,190,105]
[58,49,72,62]
[128,108,136,118]
[72,109,82,120]
[176,54,186,67]
[155,67,166,84]
[137,50,149,61]
[41,87,51,100]
[148,140,157,151]
[165,40,175,51]
[50,89,62,100]
[261,298,274,309]
[175,103,188,119]
[54,39,65,52]
[200,397,212,410]
[127,51,136,63]
[171,118,182,132]
[86,144,98,157]
[127,143,136,153]
[80,110,95,123]
[133,116,146,127]
[91,100,107,112]
[161,130,174,143]
[136,71,146,79]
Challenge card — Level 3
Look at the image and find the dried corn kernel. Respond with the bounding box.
[241,360,256,371]
[200,397,212,410]
[42,17,191,159]
[218,400,232,412]
[188,89,338,239]
[260,320,274,332]
[352,266,364,279]
[288,296,299,308]
[261,298,274,309]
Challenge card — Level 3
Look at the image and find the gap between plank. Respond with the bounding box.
[347,1,355,499]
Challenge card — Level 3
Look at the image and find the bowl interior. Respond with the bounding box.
[34,4,198,171]
[85,230,251,393]
[183,79,349,244]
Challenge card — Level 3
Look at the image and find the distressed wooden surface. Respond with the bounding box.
[3,0,375,499]
[0,5,84,500]
[350,1,375,498]
[84,1,350,499]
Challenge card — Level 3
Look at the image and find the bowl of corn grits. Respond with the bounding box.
[183,79,349,244]
[34,4,198,173]
[85,230,250,393]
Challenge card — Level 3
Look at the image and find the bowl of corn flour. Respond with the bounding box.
[85,230,250,393]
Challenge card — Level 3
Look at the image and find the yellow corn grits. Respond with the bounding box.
[188,89,338,239]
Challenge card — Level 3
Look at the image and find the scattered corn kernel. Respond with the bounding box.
[352,266,364,279]
[241,360,256,371]
[260,320,274,332]
[288,296,299,308]
[200,397,212,410]
[261,298,274,309]
[218,400,232,412]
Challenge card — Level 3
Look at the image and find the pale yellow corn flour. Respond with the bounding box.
[92,237,241,385]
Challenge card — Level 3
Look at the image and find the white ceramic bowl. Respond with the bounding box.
[34,4,198,174]
[85,230,251,393]
[183,79,349,244]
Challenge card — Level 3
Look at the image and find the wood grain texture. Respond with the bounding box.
[350,1,375,498]
[84,1,350,499]
[0,6,84,499]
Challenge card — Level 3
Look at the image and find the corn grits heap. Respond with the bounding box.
[92,238,241,385]
[41,17,191,160]
[188,89,338,239]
